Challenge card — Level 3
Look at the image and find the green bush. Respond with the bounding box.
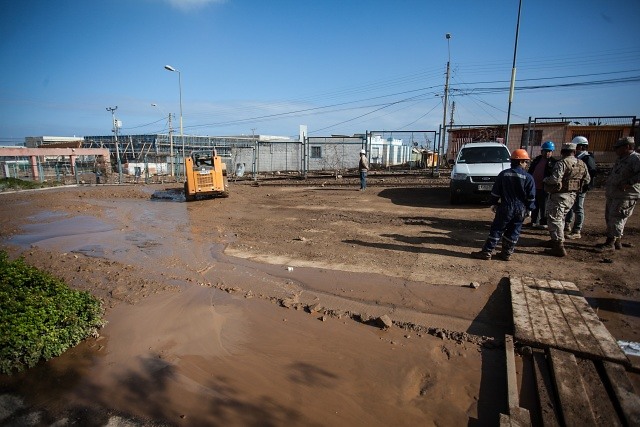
[0,177,63,191]
[0,251,105,374]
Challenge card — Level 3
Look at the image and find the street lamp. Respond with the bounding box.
[151,103,174,177]
[164,64,184,179]
[437,33,452,176]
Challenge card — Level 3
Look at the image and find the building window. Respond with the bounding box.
[522,129,542,146]
[311,146,322,158]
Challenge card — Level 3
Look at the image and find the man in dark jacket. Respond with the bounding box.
[565,136,598,239]
[472,149,536,261]
[527,141,557,228]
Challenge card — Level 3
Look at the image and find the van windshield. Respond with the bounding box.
[457,146,510,164]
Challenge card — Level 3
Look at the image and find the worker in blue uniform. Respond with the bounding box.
[472,149,536,261]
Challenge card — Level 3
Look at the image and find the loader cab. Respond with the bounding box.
[184,150,229,201]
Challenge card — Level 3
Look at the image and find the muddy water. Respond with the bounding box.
[2,196,507,425]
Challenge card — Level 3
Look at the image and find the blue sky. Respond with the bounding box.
[1,0,639,143]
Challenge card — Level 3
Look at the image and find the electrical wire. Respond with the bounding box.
[122,47,640,134]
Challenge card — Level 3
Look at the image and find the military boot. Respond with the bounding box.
[614,237,622,250]
[544,240,567,257]
[596,237,616,251]
[538,239,555,248]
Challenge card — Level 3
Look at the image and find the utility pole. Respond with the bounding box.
[106,106,123,184]
[437,33,452,176]
[168,113,174,177]
[505,0,523,146]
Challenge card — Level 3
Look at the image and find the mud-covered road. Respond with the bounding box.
[0,176,638,425]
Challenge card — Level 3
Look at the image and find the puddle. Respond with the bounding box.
[8,216,115,248]
[618,340,640,357]
[73,244,108,258]
[587,296,640,318]
[151,188,185,202]
[27,211,68,222]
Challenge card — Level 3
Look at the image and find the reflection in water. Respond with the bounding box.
[8,216,114,248]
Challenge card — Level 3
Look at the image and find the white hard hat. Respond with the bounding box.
[359,149,366,154]
[571,136,588,146]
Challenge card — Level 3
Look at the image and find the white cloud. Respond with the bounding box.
[165,0,226,12]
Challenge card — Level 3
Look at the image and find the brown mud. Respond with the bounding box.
[0,177,638,425]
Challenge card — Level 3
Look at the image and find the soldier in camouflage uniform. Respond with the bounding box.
[541,142,590,257]
[597,136,640,250]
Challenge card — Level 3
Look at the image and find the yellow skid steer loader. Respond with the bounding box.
[184,150,229,201]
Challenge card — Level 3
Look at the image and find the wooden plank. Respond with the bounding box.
[510,278,536,343]
[531,278,576,350]
[512,276,627,361]
[548,348,598,427]
[521,277,555,344]
[576,358,622,426]
[532,351,561,427]
[602,361,640,426]
[557,281,628,363]
[505,335,520,409]
[546,280,602,356]
[500,412,531,427]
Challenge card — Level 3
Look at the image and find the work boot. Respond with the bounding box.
[496,251,511,261]
[614,237,622,250]
[471,251,491,260]
[566,231,581,240]
[596,237,616,251]
[544,240,567,257]
[498,238,514,261]
[538,239,555,248]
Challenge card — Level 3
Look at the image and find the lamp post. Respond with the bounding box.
[151,103,174,177]
[438,33,452,176]
[164,64,184,179]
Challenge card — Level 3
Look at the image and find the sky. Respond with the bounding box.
[1,0,639,144]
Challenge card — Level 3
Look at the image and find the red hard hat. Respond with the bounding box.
[510,149,530,160]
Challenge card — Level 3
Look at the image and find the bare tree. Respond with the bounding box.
[320,144,343,179]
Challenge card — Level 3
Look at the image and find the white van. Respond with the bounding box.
[449,142,511,204]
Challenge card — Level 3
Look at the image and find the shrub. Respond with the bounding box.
[0,177,63,191]
[0,251,105,374]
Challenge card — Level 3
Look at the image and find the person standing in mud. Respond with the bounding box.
[541,142,590,257]
[597,136,640,250]
[527,141,557,228]
[565,136,598,240]
[471,149,536,261]
[358,149,369,191]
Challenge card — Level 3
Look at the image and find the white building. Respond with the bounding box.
[368,134,412,167]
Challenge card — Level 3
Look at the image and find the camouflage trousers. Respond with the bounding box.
[605,198,637,238]
[546,192,577,242]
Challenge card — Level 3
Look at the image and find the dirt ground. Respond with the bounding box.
[0,173,638,426]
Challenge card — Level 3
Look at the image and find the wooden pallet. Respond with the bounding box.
[510,277,627,364]
[508,277,640,426]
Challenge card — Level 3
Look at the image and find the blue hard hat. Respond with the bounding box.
[541,141,555,151]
